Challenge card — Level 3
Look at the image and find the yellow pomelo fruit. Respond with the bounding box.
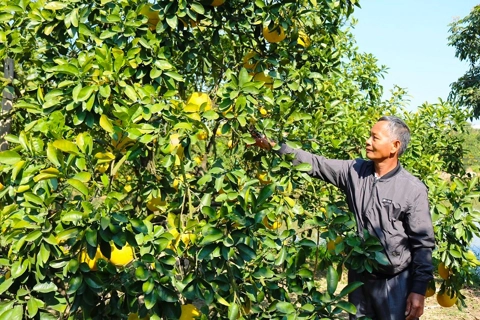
[146,197,165,212]
[263,25,286,43]
[172,179,180,191]
[425,286,435,298]
[297,30,311,48]
[140,4,160,31]
[110,243,135,266]
[210,0,225,6]
[196,131,208,140]
[327,236,343,253]
[96,162,109,173]
[438,262,450,280]
[185,92,212,113]
[253,72,274,89]
[263,216,282,230]
[127,313,150,320]
[257,172,271,185]
[170,133,181,146]
[79,248,105,271]
[425,279,436,298]
[180,304,201,320]
[180,233,197,246]
[193,156,202,165]
[243,51,258,70]
[437,289,457,308]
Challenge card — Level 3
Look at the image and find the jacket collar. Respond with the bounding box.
[369,161,402,180]
[380,162,402,180]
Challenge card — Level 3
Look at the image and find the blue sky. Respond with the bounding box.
[351,0,479,126]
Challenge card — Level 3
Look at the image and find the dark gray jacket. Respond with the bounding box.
[279,144,435,295]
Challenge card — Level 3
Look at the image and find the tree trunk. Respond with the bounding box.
[0,58,14,151]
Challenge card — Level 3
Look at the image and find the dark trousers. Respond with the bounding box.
[348,268,412,320]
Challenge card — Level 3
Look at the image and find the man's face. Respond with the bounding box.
[365,121,397,161]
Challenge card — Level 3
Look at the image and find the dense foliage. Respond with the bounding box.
[0,0,479,319]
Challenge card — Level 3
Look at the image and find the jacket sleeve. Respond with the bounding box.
[404,185,435,295]
[277,143,353,191]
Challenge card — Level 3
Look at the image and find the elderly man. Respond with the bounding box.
[253,116,435,320]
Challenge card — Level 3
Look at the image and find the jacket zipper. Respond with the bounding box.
[362,177,379,228]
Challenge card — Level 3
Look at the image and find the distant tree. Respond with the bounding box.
[448,4,480,118]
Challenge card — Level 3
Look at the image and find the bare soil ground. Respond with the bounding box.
[316,270,480,319]
[422,286,480,320]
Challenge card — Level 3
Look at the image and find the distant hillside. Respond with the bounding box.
[464,124,480,172]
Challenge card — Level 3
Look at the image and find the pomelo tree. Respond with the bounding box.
[0,0,479,319]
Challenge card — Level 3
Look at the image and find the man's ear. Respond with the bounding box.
[391,140,401,154]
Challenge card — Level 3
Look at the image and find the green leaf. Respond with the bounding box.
[0,150,21,164]
[27,297,38,318]
[61,211,83,223]
[165,15,178,29]
[55,228,79,243]
[236,243,256,262]
[67,276,83,294]
[124,85,138,101]
[253,267,274,279]
[164,71,184,82]
[73,172,91,182]
[39,243,50,264]
[326,265,339,296]
[293,163,312,172]
[25,230,42,242]
[33,282,58,293]
[0,278,13,295]
[198,244,218,260]
[238,68,250,87]
[297,268,313,278]
[44,1,68,10]
[85,228,97,247]
[47,143,61,167]
[33,172,58,182]
[0,301,15,315]
[157,285,178,303]
[144,291,157,309]
[77,85,95,102]
[228,302,239,320]
[199,226,223,245]
[374,251,389,265]
[276,301,295,314]
[53,140,80,155]
[51,64,79,76]
[84,275,104,289]
[339,281,364,298]
[24,192,44,206]
[256,183,275,207]
[99,114,114,133]
[67,178,89,196]
[11,260,29,279]
[191,2,205,14]
[0,305,23,320]
[333,300,357,314]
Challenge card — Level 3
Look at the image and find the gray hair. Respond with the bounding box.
[378,116,411,156]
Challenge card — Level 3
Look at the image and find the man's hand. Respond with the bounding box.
[405,292,425,320]
[249,129,276,150]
